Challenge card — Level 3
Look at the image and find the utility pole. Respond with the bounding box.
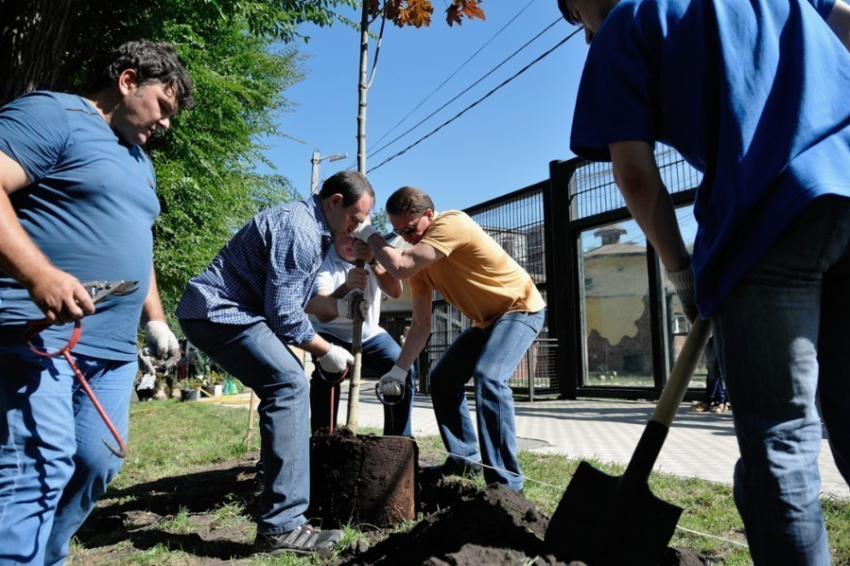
[310,150,347,194]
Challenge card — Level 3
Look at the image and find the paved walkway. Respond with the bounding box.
[211,386,848,499]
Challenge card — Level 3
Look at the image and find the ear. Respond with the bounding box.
[117,69,139,97]
[328,193,344,208]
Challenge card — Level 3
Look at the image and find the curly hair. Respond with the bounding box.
[95,41,194,110]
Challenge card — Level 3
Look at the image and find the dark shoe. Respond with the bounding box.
[254,524,343,556]
[421,459,483,481]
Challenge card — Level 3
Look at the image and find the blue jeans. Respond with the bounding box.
[310,332,414,436]
[703,337,727,405]
[429,309,545,491]
[0,341,134,566]
[712,195,850,566]
[179,319,308,535]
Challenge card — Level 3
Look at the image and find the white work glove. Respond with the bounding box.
[318,344,354,374]
[353,218,378,243]
[144,321,181,369]
[666,261,699,324]
[379,365,408,399]
[337,289,369,320]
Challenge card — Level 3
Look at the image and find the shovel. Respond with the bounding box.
[544,317,712,566]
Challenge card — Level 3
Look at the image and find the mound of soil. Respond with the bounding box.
[336,482,712,566]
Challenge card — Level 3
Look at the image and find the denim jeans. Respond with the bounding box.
[429,309,545,491]
[0,341,134,566]
[703,337,727,405]
[310,332,414,436]
[179,319,308,535]
[712,195,850,566]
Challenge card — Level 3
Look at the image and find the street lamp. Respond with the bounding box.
[310,150,348,194]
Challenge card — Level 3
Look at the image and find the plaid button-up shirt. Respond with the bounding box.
[176,195,332,344]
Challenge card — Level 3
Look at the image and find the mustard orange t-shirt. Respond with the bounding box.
[409,211,545,328]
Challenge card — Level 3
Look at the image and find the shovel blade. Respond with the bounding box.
[544,461,682,566]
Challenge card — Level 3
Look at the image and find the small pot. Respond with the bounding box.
[181,388,201,402]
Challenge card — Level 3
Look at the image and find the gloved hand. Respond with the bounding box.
[318,344,354,374]
[337,289,369,320]
[666,261,699,324]
[379,365,408,399]
[353,218,378,243]
[144,321,181,370]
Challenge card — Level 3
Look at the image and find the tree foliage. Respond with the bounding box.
[0,0,353,316]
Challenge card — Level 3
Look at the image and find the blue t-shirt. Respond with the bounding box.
[0,92,159,360]
[176,196,332,345]
[571,0,850,316]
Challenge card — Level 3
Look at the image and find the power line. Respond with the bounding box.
[369,0,539,152]
[367,27,583,174]
[345,0,540,171]
[369,17,562,161]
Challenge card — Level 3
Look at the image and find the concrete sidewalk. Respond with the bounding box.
[214,386,849,499]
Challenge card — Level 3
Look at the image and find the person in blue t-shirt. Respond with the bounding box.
[557,0,849,563]
[0,41,192,564]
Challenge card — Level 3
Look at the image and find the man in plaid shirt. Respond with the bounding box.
[176,171,373,555]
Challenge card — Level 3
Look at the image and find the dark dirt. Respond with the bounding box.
[334,483,714,566]
[72,445,717,565]
[310,427,418,528]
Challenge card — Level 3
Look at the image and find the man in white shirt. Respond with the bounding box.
[307,235,414,435]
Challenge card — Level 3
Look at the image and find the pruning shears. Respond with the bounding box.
[25,280,140,458]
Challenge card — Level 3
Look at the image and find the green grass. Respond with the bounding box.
[65,399,850,565]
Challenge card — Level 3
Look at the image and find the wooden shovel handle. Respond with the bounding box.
[651,317,712,428]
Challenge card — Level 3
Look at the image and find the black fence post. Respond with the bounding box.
[547,159,579,400]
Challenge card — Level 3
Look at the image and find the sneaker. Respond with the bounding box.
[421,459,483,481]
[711,402,730,414]
[690,402,710,413]
[254,524,343,556]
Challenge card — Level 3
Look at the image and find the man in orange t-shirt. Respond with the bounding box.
[354,186,546,492]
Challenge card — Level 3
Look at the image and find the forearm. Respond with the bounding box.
[610,141,690,271]
[141,269,167,324]
[395,321,429,370]
[297,332,333,357]
[304,293,339,322]
[366,235,420,280]
[373,264,403,298]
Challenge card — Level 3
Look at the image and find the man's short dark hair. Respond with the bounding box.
[95,41,194,110]
[386,186,435,217]
[319,171,375,208]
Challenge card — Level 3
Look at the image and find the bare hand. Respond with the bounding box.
[345,267,369,291]
[353,240,374,264]
[28,268,95,324]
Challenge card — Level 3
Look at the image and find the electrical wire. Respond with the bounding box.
[367,26,583,174]
[368,17,562,161]
[368,0,540,153]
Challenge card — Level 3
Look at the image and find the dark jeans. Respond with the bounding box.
[179,319,308,535]
[703,337,727,405]
[430,309,545,491]
[713,195,850,565]
[310,332,414,436]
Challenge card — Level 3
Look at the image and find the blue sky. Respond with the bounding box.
[259,0,590,213]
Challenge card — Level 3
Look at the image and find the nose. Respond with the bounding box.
[584,27,594,44]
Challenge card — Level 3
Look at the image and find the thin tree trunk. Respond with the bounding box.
[0,0,74,106]
[346,0,372,433]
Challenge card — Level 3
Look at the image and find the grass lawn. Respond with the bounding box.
[67,399,850,565]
